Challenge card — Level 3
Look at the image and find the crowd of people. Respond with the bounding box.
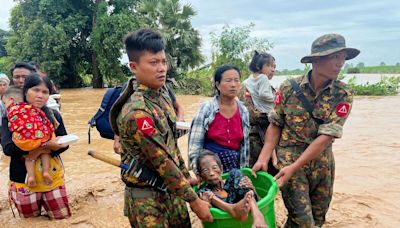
[0,28,359,228]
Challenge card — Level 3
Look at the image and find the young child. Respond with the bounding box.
[2,87,54,187]
[196,150,268,228]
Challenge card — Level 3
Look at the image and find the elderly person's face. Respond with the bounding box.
[0,81,9,95]
[25,82,50,108]
[216,69,241,98]
[12,68,31,88]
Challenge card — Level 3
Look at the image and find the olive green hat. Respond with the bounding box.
[301,33,360,63]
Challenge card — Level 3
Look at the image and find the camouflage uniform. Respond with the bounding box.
[238,86,279,175]
[114,78,197,228]
[269,72,353,227]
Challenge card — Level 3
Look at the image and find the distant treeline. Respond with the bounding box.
[276,64,400,75]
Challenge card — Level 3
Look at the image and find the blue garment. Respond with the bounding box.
[188,96,250,172]
[204,140,239,173]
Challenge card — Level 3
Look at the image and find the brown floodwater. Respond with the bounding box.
[0,89,399,227]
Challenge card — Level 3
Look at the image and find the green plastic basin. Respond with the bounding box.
[193,168,278,228]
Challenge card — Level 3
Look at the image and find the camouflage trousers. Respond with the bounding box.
[124,187,191,228]
[277,145,335,228]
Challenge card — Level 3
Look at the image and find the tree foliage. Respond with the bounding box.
[138,0,203,79]
[6,0,93,87]
[5,0,203,87]
[210,23,273,77]
[0,29,9,57]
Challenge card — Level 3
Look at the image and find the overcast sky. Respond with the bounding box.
[1,0,399,70]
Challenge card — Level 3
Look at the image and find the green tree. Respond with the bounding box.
[210,23,273,77]
[138,0,204,79]
[90,0,141,86]
[0,29,9,57]
[380,61,386,66]
[6,0,93,87]
[6,0,202,87]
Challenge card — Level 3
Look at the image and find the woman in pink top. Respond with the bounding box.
[188,65,250,173]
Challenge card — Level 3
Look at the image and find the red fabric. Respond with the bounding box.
[7,103,54,146]
[136,117,154,137]
[274,91,282,105]
[9,183,71,219]
[206,106,243,150]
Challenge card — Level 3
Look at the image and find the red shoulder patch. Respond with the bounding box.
[136,117,154,136]
[336,103,350,117]
[274,92,282,105]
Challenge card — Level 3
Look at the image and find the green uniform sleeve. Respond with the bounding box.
[130,109,197,202]
[318,89,354,138]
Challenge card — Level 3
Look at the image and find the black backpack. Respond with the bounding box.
[88,85,124,143]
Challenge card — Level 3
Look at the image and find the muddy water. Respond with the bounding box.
[0,89,399,227]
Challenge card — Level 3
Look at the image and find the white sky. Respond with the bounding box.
[1,0,400,70]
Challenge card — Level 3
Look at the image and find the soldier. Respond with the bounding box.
[252,34,359,227]
[110,28,213,227]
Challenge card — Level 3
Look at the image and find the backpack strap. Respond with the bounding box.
[289,79,325,125]
[109,78,135,136]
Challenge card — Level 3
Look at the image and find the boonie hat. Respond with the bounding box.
[301,33,360,63]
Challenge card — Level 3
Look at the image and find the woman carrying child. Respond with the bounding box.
[1,73,71,219]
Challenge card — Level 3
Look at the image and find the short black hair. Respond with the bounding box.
[10,62,36,76]
[214,64,241,95]
[124,28,165,62]
[249,51,275,73]
[195,150,223,175]
[28,61,41,71]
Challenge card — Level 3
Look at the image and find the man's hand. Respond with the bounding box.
[113,135,121,154]
[274,165,297,188]
[251,158,269,178]
[188,176,199,186]
[189,197,213,222]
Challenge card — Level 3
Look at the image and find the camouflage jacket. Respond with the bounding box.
[116,79,197,202]
[269,71,354,147]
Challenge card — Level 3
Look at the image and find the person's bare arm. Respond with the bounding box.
[113,135,121,154]
[252,123,281,177]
